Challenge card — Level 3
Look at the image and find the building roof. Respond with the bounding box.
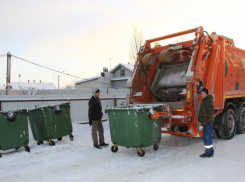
[111,77,131,81]
[8,82,57,90]
[110,63,134,73]
[76,63,134,84]
[76,75,101,84]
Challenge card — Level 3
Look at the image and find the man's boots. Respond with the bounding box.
[100,142,109,146]
[199,153,214,158]
[94,145,102,149]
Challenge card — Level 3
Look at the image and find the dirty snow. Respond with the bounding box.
[158,71,186,86]
[1,121,245,182]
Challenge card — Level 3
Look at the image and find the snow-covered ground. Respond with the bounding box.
[1,121,245,182]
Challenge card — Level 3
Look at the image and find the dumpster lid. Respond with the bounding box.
[0,108,28,114]
[38,102,70,109]
[105,103,165,111]
[28,102,70,112]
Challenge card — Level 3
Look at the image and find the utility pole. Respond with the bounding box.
[58,71,64,89]
[6,52,12,95]
[58,75,60,89]
[18,74,21,89]
[108,58,112,70]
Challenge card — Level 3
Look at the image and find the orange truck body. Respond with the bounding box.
[128,26,245,139]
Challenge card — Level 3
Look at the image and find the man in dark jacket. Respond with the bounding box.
[198,88,214,158]
[88,88,109,149]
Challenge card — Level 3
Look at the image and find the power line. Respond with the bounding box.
[1,53,98,74]
[12,55,84,79]
[11,55,129,87]
[19,59,99,74]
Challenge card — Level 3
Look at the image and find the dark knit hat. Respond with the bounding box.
[201,88,208,95]
[95,89,100,93]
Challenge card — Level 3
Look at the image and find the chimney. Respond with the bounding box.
[28,80,29,82]
[40,80,41,83]
[103,67,108,72]
[33,80,35,83]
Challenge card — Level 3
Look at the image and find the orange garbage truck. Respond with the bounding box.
[127,26,245,140]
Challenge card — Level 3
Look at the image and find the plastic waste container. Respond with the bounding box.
[105,104,163,157]
[0,109,30,158]
[28,102,74,146]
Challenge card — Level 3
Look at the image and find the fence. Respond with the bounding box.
[0,89,129,122]
[0,88,130,96]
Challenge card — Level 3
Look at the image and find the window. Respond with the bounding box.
[121,67,125,77]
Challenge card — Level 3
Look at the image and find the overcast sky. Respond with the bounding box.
[0,0,244,88]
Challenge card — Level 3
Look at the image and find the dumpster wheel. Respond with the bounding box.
[57,137,62,141]
[111,145,118,153]
[136,148,145,157]
[153,143,160,151]
[0,152,2,158]
[15,147,20,150]
[48,140,55,146]
[24,145,30,152]
[69,134,74,141]
[37,140,44,145]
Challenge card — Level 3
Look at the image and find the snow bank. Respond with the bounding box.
[0,121,245,182]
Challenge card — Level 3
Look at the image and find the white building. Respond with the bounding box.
[76,63,134,89]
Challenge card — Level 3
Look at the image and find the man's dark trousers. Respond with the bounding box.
[203,122,214,155]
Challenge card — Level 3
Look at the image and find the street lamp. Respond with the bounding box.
[58,71,65,89]
[18,74,21,89]
[108,58,112,70]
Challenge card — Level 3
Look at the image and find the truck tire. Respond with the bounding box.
[218,108,236,140]
[236,107,245,134]
[212,129,221,138]
[215,129,221,138]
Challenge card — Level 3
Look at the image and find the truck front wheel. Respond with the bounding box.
[218,108,236,140]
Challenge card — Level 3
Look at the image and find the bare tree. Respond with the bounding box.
[62,80,78,89]
[129,27,144,65]
[62,84,74,89]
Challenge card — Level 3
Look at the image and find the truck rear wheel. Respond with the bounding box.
[236,107,245,134]
[218,108,236,140]
[212,129,221,138]
[215,129,221,138]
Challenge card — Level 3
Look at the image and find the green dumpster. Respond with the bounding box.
[28,102,74,146]
[0,109,30,158]
[105,104,163,157]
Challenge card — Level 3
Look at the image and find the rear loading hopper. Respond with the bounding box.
[130,27,207,138]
